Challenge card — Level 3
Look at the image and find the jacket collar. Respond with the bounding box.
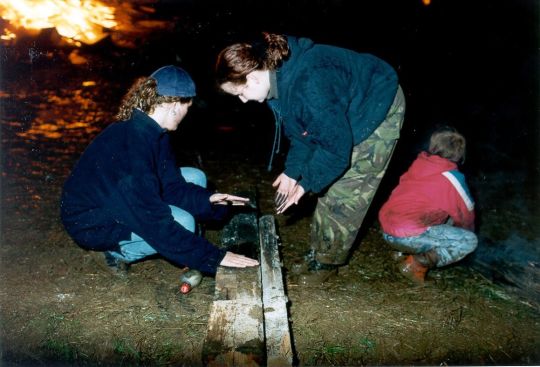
[131,108,167,136]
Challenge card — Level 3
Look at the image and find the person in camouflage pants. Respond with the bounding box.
[214,33,406,284]
[310,86,405,268]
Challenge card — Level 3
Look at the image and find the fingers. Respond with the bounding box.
[276,198,294,214]
[275,185,305,214]
[210,193,250,206]
[220,252,259,268]
[274,191,288,209]
[226,194,249,202]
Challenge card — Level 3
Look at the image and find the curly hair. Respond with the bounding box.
[428,126,466,163]
[215,32,290,86]
[115,77,191,121]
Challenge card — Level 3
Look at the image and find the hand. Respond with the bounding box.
[276,184,305,214]
[272,173,297,194]
[272,173,297,212]
[210,193,250,206]
[219,251,259,268]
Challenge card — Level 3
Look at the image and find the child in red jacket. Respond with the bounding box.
[378,126,477,283]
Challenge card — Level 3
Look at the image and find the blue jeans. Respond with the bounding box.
[110,167,207,263]
[383,224,478,267]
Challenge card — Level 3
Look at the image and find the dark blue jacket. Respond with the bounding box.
[267,36,399,193]
[60,109,227,274]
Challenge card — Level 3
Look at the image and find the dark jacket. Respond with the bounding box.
[60,109,227,274]
[267,36,399,193]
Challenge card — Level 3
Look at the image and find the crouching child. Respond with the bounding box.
[378,126,477,284]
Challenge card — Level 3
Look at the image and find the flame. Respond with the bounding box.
[0,0,117,45]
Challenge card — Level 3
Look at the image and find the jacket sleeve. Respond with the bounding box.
[159,140,229,222]
[117,172,227,274]
[114,138,226,274]
[284,69,353,193]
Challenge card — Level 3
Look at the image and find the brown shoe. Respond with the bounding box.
[398,255,428,284]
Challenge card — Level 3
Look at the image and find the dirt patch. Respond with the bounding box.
[1,152,539,366]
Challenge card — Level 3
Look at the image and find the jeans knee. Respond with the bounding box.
[169,205,196,233]
[180,167,207,188]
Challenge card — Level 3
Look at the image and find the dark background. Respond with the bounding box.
[138,0,539,183]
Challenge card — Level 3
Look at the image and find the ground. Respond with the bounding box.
[1,43,540,366]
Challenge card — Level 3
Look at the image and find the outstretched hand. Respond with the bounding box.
[210,193,250,206]
[272,173,306,214]
[219,251,259,268]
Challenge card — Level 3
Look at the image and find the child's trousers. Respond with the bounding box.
[383,224,478,267]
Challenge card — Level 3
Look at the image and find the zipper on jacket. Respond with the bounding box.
[267,104,282,172]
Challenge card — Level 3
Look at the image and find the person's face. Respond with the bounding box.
[221,70,270,103]
[162,100,192,131]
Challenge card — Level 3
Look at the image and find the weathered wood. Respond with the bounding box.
[202,205,293,366]
[202,300,265,367]
[259,215,293,367]
[202,267,265,366]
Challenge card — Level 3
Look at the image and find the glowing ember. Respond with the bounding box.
[422,0,431,5]
[0,0,117,45]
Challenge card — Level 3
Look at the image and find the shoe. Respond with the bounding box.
[398,255,428,284]
[103,251,130,278]
[293,259,338,286]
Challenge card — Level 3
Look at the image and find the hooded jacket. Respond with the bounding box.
[267,36,399,193]
[60,109,227,274]
[378,152,475,238]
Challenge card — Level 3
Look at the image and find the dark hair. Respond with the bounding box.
[215,32,290,86]
[428,126,466,163]
[116,77,192,121]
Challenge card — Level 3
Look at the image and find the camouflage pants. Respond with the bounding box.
[311,86,406,265]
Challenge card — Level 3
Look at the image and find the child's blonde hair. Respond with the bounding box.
[428,126,466,163]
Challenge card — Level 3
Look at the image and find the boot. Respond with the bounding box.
[398,255,428,284]
[398,250,439,284]
[415,249,439,268]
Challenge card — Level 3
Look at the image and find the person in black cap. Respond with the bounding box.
[61,65,259,279]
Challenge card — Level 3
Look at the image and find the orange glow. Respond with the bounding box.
[422,0,431,5]
[0,0,117,45]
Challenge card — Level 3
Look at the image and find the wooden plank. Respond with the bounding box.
[259,215,293,367]
[202,300,265,367]
[202,267,265,366]
[202,195,265,366]
[214,266,261,302]
[202,208,293,366]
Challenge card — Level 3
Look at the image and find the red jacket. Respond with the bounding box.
[379,152,475,237]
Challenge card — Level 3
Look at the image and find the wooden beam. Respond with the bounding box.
[202,208,293,366]
[202,267,265,367]
[259,215,293,367]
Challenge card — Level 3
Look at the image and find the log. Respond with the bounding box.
[202,267,265,367]
[202,207,293,366]
[258,215,293,367]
